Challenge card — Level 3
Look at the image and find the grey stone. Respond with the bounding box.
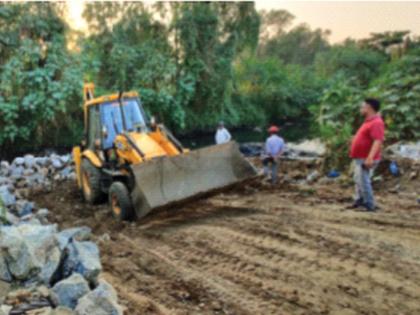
[26,174,46,186]
[17,215,42,226]
[0,178,10,186]
[52,273,90,309]
[0,162,10,177]
[0,304,12,315]
[52,307,76,315]
[75,280,123,315]
[0,255,12,282]
[10,165,24,179]
[22,168,35,176]
[35,209,50,223]
[35,157,49,167]
[60,155,71,165]
[60,167,73,178]
[52,159,64,170]
[0,224,61,283]
[4,211,19,226]
[0,226,39,280]
[15,200,34,217]
[57,227,91,250]
[12,157,25,166]
[24,155,36,169]
[63,241,101,285]
[0,186,16,207]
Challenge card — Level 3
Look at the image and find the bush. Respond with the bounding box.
[368,52,420,140]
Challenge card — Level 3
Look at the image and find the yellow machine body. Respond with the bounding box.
[73,83,257,220]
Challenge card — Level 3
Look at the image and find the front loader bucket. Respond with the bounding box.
[130,142,257,219]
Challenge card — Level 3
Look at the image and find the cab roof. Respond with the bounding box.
[85,91,139,107]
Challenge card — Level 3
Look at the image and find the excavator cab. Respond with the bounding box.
[73,83,257,221]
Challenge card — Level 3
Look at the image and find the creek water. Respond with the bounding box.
[180,121,310,149]
[1,121,310,161]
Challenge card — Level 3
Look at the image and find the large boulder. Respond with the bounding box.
[0,226,39,280]
[51,273,90,309]
[0,224,61,283]
[75,280,123,315]
[0,186,16,207]
[63,241,101,285]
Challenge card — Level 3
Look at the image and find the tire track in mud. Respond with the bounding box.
[144,221,419,315]
[33,181,420,315]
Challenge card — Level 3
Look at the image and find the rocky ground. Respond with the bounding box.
[30,154,420,315]
[0,154,124,315]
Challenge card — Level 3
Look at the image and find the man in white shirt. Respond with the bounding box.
[262,125,285,184]
[215,121,232,144]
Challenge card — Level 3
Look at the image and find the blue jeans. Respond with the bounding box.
[353,159,379,209]
[263,157,278,184]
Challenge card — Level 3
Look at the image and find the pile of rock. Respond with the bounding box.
[0,224,123,315]
[0,153,124,315]
[0,153,75,193]
[0,153,75,225]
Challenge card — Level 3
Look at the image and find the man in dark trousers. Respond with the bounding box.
[262,125,285,184]
[349,98,385,212]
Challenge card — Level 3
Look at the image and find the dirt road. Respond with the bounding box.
[33,175,420,315]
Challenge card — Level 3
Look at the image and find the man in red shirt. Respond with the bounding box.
[349,98,385,212]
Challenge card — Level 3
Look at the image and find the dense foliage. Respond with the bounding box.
[0,2,419,166]
[0,3,83,152]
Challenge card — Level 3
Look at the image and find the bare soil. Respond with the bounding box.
[32,165,420,315]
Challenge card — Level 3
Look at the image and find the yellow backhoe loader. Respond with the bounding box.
[73,83,257,221]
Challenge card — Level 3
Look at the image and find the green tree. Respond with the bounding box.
[174,2,260,130]
[234,56,322,125]
[369,51,420,140]
[261,22,330,65]
[315,43,386,86]
[0,3,83,152]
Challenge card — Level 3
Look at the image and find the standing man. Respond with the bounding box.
[215,121,232,145]
[262,125,285,184]
[349,98,385,212]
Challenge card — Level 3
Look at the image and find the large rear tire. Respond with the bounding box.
[109,182,134,221]
[81,159,105,204]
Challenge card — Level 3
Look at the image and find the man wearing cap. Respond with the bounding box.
[349,98,385,212]
[215,121,232,145]
[262,126,285,184]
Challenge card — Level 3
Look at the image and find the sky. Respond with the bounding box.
[66,1,420,43]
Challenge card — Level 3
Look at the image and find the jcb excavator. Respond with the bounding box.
[73,83,257,221]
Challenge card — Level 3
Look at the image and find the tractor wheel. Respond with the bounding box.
[81,159,105,204]
[109,182,134,221]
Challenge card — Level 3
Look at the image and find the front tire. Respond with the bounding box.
[109,182,134,221]
[81,159,105,204]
